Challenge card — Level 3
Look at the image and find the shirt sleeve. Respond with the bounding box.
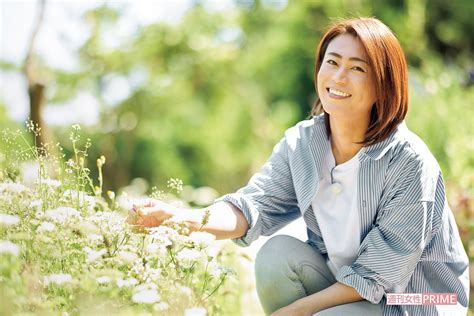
[336,156,440,303]
[214,135,301,247]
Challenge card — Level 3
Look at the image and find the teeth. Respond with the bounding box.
[329,88,351,97]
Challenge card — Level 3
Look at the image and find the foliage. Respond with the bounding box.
[0,125,240,315]
[2,1,472,196]
[0,1,473,311]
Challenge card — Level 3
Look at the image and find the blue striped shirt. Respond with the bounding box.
[216,114,469,315]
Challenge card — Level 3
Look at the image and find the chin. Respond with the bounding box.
[321,103,343,116]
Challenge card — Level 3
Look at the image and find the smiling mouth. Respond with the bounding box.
[327,88,351,98]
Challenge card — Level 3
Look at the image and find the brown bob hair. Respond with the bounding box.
[311,17,408,146]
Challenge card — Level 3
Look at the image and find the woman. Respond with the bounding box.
[129,17,469,315]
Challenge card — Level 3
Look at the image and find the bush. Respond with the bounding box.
[0,124,240,315]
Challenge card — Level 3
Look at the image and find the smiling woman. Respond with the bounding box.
[312,18,408,150]
[316,34,378,165]
[129,17,469,316]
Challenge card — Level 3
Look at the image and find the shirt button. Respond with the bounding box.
[330,183,342,195]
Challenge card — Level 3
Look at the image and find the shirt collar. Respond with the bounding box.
[362,121,407,160]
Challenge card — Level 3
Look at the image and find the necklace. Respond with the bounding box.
[329,166,342,194]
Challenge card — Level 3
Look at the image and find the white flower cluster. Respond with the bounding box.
[86,211,124,235]
[0,174,236,314]
[45,207,80,223]
[0,240,20,256]
[44,273,73,286]
[0,182,29,194]
[189,231,216,248]
[116,277,138,288]
[36,221,55,232]
[132,283,161,304]
[0,213,20,226]
[38,178,61,188]
[84,247,107,263]
[63,190,96,209]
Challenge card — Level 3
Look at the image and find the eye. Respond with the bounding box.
[352,66,366,72]
[326,59,337,66]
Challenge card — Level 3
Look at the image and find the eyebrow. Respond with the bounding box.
[327,52,368,64]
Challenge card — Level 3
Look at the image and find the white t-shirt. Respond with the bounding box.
[312,141,361,277]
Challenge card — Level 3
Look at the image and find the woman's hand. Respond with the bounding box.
[126,199,176,228]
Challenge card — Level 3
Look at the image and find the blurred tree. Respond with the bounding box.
[23,0,54,152]
[3,0,471,197]
[425,0,474,64]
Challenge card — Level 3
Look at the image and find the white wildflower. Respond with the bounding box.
[147,268,161,282]
[208,262,223,278]
[134,283,157,292]
[29,199,43,210]
[116,192,132,210]
[130,260,146,277]
[39,179,61,187]
[86,212,124,234]
[116,277,138,288]
[96,276,112,284]
[209,265,233,278]
[30,199,43,208]
[87,234,103,243]
[83,247,107,263]
[63,190,96,208]
[145,242,168,255]
[176,248,202,262]
[20,161,40,185]
[185,307,207,316]
[37,221,55,232]
[179,286,192,296]
[0,182,29,194]
[0,213,20,226]
[189,231,215,248]
[0,240,20,256]
[44,273,73,286]
[153,302,169,311]
[149,226,180,243]
[117,251,139,264]
[45,207,80,223]
[132,289,160,304]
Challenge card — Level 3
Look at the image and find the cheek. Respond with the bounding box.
[357,78,377,101]
[317,69,328,93]
[366,82,377,103]
[365,76,378,101]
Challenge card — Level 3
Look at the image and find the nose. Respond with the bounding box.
[332,67,348,84]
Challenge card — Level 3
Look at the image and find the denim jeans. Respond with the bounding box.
[254,235,383,315]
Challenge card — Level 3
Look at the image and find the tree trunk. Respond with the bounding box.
[24,0,51,154]
[28,82,49,149]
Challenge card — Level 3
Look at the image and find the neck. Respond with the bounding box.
[328,114,368,165]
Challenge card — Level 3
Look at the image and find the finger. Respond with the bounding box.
[137,209,147,217]
[138,206,162,216]
[132,199,154,210]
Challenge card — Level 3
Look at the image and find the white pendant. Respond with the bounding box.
[330,183,342,195]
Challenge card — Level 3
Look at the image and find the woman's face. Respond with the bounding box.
[317,34,377,124]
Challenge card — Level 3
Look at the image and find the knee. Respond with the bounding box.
[254,235,298,278]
